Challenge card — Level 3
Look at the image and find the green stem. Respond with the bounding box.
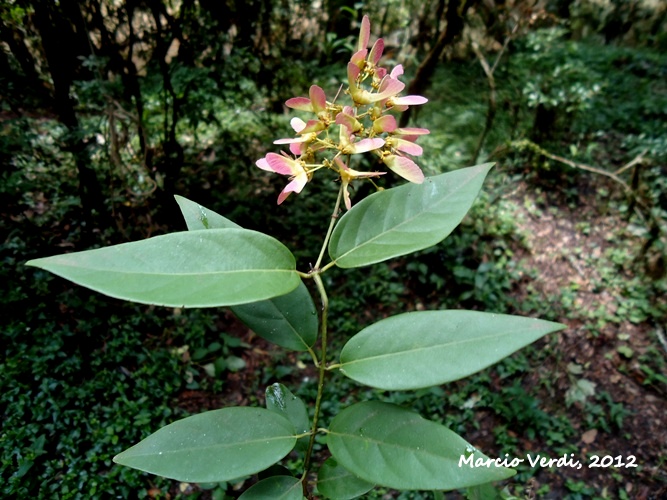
[314,185,343,271]
[301,273,328,485]
[301,185,342,494]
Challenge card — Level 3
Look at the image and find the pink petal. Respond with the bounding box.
[373,114,397,133]
[394,139,423,156]
[256,157,271,171]
[299,119,326,134]
[342,183,352,210]
[345,168,386,179]
[277,171,308,204]
[335,112,360,133]
[289,143,302,156]
[375,78,405,100]
[266,152,296,176]
[309,85,327,113]
[347,62,360,85]
[285,96,312,111]
[391,95,428,106]
[274,137,297,144]
[390,65,404,79]
[395,127,430,136]
[274,134,313,144]
[375,67,387,80]
[397,134,418,143]
[358,15,370,51]
[351,138,385,154]
[338,124,352,149]
[369,38,384,65]
[350,49,368,66]
[290,117,306,133]
[383,155,424,183]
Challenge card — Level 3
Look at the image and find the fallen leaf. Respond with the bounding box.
[581,429,598,444]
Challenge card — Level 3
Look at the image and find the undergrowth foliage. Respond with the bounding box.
[26,17,565,498]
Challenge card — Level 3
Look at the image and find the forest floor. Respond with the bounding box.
[487,180,667,498]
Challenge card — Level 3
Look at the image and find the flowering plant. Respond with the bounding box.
[257,16,429,209]
[27,16,564,499]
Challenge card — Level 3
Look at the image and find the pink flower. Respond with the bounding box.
[393,127,430,143]
[381,154,424,184]
[257,13,432,205]
[351,15,384,71]
[348,63,404,106]
[338,126,384,155]
[386,94,428,112]
[368,38,384,66]
[285,85,328,118]
[390,65,404,79]
[350,16,370,66]
[335,106,363,134]
[385,137,423,156]
[256,152,310,204]
[335,157,385,210]
[372,114,397,134]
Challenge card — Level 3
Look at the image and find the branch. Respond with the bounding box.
[513,139,635,193]
[614,149,647,176]
[470,23,517,164]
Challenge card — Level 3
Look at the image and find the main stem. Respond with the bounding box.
[301,186,343,494]
[302,273,328,480]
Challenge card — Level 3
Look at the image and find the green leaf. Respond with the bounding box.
[327,402,515,490]
[231,282,317,351]
[173,196,317,350]
[317,457,374,499]
[339,310,565,390]
[225,355,246,372]
[265,383,310,436]
[328,164,494,268]
[113,407,296,482]
[266,383,310,452]
[175,195,241,230]
[26,229,300,307]
[238,476,303,499]
[466,481,502,500]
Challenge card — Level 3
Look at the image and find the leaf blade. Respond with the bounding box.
[26,229,299,307]
[328,164,494,268]
[173,196,316,348]
[113,407,296,483]
[327,402,514,490]
[231,281,317,351]
[175,195,241,230]
[317,457,374,499]
[238,476,303,500]
[265,383,310,439]
[339,310,565,390]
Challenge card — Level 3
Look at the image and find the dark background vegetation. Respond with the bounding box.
[1,0,666,498]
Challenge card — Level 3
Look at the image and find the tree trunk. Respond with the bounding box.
[31,0,111,238]
[399,0,475,127]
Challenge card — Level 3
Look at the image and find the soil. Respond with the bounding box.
[486,180,667,498]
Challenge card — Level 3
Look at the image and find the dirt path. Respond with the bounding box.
[506,182,667,498]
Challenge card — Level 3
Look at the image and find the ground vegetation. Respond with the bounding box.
[1,0,666,498]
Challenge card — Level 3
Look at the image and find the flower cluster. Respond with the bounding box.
[256,15,430,208]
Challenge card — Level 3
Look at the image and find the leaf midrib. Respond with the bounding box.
[341,327,541,367]
[121,434,297,459]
